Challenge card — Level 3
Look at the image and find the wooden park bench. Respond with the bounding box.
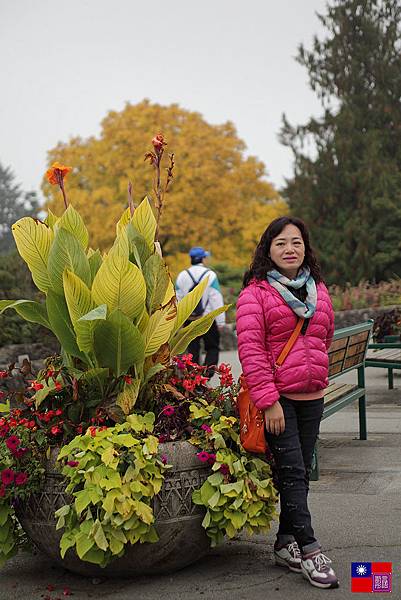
[311,320,374,480]
[365,342,401,389]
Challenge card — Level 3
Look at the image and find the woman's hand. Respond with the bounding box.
[264,402,285,436]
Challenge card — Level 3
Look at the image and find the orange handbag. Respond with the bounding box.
[237,318,304,453]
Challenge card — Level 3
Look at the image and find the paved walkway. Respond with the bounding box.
[1,353,400,599]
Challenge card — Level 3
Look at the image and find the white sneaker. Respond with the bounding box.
[301,551,339,589]
[274,541,302,573]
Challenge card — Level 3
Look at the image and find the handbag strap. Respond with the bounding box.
[275,318,304,368]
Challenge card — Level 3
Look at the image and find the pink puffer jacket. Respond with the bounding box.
[236,279,334,410]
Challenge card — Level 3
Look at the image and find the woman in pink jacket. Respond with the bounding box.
[236,216,338,590]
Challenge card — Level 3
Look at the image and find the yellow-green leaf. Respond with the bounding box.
[48,228,91,295]
[12,217,54,292]
[172,276,209,334]
[116,379,141,415]
[93,310,145,376]
[116,206,132,237]
[170,306,229,355]
[57,204,89,249]
[143,300,177,357]
[132,196,156,249]
[92,254,146,321]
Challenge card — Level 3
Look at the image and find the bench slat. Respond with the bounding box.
[324,383,358,407]
[366,348,401,362]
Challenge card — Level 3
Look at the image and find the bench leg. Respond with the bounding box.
[310,442,319,481]
[358,366,367,440]
[388,368,394,390]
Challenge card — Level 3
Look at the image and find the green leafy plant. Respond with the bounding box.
[55,412,168,567]
[188,395,278,547]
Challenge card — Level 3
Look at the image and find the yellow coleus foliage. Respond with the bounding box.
[43,100,287,276]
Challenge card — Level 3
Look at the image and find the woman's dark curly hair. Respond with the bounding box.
[242,216,323,288]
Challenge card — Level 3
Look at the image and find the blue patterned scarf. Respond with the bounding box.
[266,267,317,319]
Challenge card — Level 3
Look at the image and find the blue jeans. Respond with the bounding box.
[265,396,324,554]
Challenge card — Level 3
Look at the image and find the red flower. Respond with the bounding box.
[31,381,44,391]
[161,405,175,417]
[51,425,61,436]
[182,379,196,392]
[12,447,28,459]
[55,408,63,416]
[15,472,28,486]
[54,382,62,392]
[46,369,56,379]
[89,426,97,437]
[1,468,15,485]
[0,485,5,497]
[0,424,10,437]
[160,454,168,465]
[63,587,72,596]
[196,451,210,463]
[158,434,168,443]
[45,162,72,185]
[0,371,8,379]
[124,375,133,384]
[6,435,20,451]
[76,425,83,434]
[66,461,79,468]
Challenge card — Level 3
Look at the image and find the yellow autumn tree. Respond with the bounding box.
[44,100,287,275]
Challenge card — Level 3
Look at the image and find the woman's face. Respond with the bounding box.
[269,224,305,279]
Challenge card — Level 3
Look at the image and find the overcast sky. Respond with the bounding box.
[1,0,327,201]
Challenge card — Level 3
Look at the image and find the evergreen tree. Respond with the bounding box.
[280,0,401,284]
[0,163,38,254]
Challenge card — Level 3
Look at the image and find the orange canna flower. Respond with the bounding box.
[46,162,72,185]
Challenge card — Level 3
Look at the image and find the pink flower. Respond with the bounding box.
[207,453,216,465]
[175,359,185,370]
[196,451,210,463]
[219,464,230,476]
[201,424,212,434]
[15,472,28,486]
[1,468,15,485]
[162,405,175,417]
[160,454,168,465]
[51,425,61,435]
[66,461,79,468]
[6,435,20,451]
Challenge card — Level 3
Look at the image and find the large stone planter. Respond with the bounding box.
[16,441,210,577]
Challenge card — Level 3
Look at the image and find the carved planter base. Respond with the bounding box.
[16,441,210,577]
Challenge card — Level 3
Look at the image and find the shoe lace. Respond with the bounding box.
[287,542,301,559]
[312,553,332,572]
